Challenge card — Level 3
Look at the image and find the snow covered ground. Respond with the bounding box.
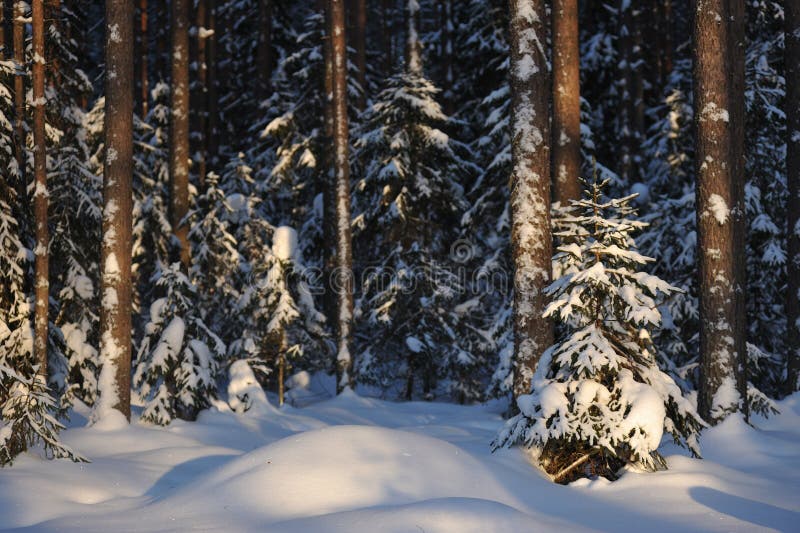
[1,382,798,532]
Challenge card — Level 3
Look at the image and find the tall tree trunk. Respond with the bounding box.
[320,0,338,339]
[694,0,745,423]
[97,0,134,421]
[256,0,272,102]
[787,0,800,395]
[193,0,208,188]
[206,0,219,173]
[135,0,148,117]
[551,0,581,205]
[353,0,366,110]
[31,0,47,376]
[12,1,25,204]
[328,0,354,392]
[508,0,553,399]
[170,0,191,269]
[727,0,748,419]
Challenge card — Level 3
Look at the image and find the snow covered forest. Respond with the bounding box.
[0,0,798,530]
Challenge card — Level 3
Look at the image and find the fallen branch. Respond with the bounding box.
[552,448,601,483]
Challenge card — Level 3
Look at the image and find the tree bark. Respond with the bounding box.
[170,0,191,269]
[726,0,747,419]
[12,1,25,203]
[508,0,553,399]
[787,0,800,395]
[353,0,366,110]
[551,0,581,205]
[320,0,338,342]
[328,0,354,392]
[694,0,745,423]
[31,0,47,376]
[256,0,272,102]
[98,0,134,420]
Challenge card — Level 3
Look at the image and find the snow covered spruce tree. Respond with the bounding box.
[0,73,80,462]
[187,172,244,356]
[351,0,474,400]
[0,229,81,464]
[232,226,326,407]
[492,179,703,483]
[636,59,698,387]
[47,1,101,408]
[132,82,173,320]
[133,263,225,424]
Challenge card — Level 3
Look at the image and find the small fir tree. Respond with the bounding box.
[133,263,225,425]
[188,172,242,346]
[233,226,326,406]
[351,13,475,399]
[493,178,703,483]
[0,183,83,465]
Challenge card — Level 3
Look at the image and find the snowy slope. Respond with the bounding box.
[0,390,798,532]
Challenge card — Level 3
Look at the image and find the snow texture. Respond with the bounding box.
[0,392,798,531]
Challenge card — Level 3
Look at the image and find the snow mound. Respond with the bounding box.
[272,226,298,260]
[271,497,539,533]
[164,425,515,522]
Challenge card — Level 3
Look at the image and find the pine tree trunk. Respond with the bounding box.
[98,0,134,420]
[170,0,191,270]
[206,0,219,173]
[256,0,272,101]
[12,1,24,203]
[551,0,581,205]
[787,0,800,394]
[727,0,748,419]
[694,0,745,423]
[320,0,338,343]
[135,0,148,117]
[31,0,47,376]
[353,0,366,110]
[508,0,553,399]
[328,0,354,392]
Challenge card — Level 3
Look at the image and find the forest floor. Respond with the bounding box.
[0,375,798,532]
